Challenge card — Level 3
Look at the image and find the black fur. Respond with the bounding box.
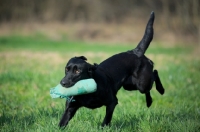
[59,12,165,128]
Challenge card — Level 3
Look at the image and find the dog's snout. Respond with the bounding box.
[60,78,74,87]
[60,80,67,87]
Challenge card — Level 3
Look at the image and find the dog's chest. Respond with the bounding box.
[76,96,104,109]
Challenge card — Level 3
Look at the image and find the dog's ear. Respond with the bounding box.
[76,56,87,61]
[88,63,98,77]
[88,63,98,72]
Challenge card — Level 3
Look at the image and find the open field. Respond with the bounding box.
[0,35,200,132]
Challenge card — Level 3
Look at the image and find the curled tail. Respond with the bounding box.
[133,11,155,57]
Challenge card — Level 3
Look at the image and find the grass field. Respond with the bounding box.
[0,35,200,132]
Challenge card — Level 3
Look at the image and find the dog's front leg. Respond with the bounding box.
[101,101,118,127]
[59,101,80,129]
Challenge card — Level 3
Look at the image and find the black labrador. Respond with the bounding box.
[59,12,165,128]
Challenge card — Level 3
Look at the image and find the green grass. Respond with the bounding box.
[0,35,200,132]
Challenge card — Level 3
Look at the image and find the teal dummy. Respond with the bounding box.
[50,79,97,100]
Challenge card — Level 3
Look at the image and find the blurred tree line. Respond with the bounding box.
[0,0,199,36]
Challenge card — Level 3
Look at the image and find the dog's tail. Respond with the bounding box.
[132,11,155,57]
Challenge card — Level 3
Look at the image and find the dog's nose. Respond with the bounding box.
[60,80,67,87]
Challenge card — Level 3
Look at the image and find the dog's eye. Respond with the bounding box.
[75,70,80,74]
[66,68,69,72]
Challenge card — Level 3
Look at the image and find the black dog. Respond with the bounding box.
[59,12,164,128]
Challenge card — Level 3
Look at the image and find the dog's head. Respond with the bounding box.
[60,56,97,88]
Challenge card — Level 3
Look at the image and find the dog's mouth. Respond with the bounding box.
[65,83,75,88]
[63,82,76,88]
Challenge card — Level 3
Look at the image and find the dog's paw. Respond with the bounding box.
[146,94,153,108]
[101,122,111,128]
[156,83,165,95]
[159,87,165,95]
[58,120,68,129]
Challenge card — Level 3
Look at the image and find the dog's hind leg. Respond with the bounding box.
[123,76,137,91]
[153,70,165,95]
[123,76,153,107]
